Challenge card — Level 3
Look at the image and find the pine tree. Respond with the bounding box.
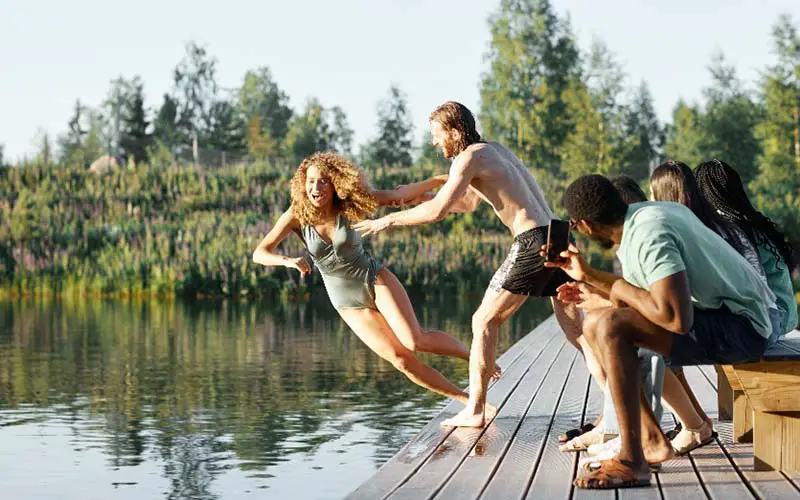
[204,99,246,157]
[753,15,800,194]
[238,67,293,148]
[58,100,88,164]
[623,81,663,180]
[328,106,354,157]
[117,77,153,164]
[663,99,704,167]
[152,94,180,152]
[364,85,413,167]
[699,53,763,183]
[750,14,800,241]
[283,99,333,162]
[560,40,633,179]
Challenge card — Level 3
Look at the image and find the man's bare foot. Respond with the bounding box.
[485,403,498,423]
[642,436,676,465]
[441,403,498,428]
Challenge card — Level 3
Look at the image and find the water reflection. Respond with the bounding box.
[0,295,551,499]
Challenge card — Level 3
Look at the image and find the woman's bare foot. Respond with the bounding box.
[441,403,498,428]
[671,419,715,456]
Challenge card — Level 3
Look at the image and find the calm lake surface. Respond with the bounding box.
[0,295,551,499]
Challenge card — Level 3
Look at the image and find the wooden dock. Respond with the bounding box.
[346,316,800,499]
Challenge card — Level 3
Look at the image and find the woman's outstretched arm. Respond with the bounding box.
[252,209,311,276]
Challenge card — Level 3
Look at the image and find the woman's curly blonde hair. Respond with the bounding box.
[290,152,378,226]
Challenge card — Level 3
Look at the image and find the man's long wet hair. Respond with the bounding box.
[695,159,794,270]
[429,101,484,154]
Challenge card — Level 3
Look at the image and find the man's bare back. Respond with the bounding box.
[461,142,554,236]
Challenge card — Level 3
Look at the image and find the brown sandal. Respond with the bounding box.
[574,458,651,489]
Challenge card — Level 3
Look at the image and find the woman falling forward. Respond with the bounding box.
[252,152,499,416]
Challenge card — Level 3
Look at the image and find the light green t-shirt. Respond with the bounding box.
[757,242,798,333]
[617,202,773,337]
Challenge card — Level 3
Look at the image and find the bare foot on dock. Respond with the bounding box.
[441,403,498,428]
[642,436,675,465]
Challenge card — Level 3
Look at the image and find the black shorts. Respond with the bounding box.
[488,226,572,297]
[666,306,768,367]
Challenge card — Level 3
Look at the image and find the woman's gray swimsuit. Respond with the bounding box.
[302,214,382,310]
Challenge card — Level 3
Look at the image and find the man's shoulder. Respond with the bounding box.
[457,142,512,167]
[628,201,684,224]
[624,203,676,240]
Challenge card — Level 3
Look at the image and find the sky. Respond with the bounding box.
[2,0,799,161]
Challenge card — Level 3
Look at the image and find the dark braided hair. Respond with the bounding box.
[695,159,795,270]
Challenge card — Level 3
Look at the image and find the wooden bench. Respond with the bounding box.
[715,331,800,472]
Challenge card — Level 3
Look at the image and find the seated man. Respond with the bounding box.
[549,174,774,489]
[559,175,665,452]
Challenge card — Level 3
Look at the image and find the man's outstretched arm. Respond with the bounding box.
[354,154,475,235]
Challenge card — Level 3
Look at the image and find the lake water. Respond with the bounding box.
[0,295,551,499]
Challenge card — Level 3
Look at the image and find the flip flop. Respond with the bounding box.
[558,423,595,443]
[673,430,718,456]
[664,422,682,440]
[574,458,651,490]
[559,428,611,452]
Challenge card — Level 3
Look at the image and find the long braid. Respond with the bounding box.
[695,159,795,271]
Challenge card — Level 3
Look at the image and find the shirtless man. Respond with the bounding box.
[354,101,587,427]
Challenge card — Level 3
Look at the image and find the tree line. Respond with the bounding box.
[0,0,798,299]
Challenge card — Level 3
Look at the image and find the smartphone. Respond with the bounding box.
[546,219,571,263]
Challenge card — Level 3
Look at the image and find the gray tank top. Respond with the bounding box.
[301,214,380,285]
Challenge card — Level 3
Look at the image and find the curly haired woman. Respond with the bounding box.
[252,152,499,411]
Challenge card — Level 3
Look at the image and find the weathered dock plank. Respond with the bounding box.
[346,316,561,500]
[348,315,800,500]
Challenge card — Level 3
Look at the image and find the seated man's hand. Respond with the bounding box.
[557,282,612,311]
[541,243,589,282]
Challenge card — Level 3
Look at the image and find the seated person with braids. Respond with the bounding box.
[548,174,775,489]
[695,159,797,340]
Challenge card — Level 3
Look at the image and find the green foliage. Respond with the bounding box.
[110,76,154,164]
[204,98,246,154]
[752,14,800,196]
[0,160,551,299]
[173,42,219,142]
[237,67,293,146]
[699,53,763,184]
[363,85,414,167]
[624,82,663,181]
[663,99,705,166]
[479,0,581,174]
[152,94,181,152]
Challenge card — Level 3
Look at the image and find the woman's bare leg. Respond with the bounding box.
[338,307,468,403]
[374,268,499,377]
[661,369,705,429]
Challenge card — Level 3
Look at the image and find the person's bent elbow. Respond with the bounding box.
[665,310,693,335]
